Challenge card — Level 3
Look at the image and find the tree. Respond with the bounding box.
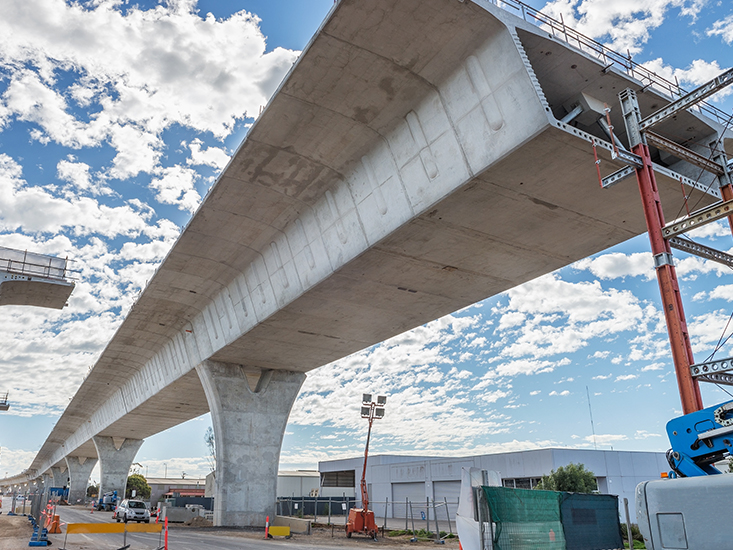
[86,484,99,498]
[125,474,151,499]
[534,463,597,493]
[205,426,216,472]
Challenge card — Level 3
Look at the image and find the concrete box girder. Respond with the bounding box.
[18,0,731,518]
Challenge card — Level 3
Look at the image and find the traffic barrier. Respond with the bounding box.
[60,522,163,550]
[268,526,291,538]
[28,516,51,547]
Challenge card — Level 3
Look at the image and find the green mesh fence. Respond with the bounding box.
[482,486,566,550]
[560,493,623,550]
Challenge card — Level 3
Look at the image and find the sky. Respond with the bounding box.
[1,0,733,484]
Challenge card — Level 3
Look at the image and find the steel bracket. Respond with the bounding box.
[662,199,733,239]
[640,68,733,131]
[653,252,674,268]
[669,237,733,269]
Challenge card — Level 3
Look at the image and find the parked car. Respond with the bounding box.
[114,499,150,523]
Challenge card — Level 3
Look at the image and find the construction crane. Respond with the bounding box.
[345,393,386,541]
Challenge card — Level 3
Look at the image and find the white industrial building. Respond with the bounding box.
[319,448,670,522]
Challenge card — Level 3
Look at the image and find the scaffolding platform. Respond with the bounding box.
[0,247,75,309]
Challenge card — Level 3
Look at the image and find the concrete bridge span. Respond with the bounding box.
[5,0,730,525]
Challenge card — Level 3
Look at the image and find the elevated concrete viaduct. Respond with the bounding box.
[3,0,731,524]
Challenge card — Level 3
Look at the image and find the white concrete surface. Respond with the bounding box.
[65,456,98,505]
[197,361,305,525]
[7,0,733,526]
[93,436,143,502]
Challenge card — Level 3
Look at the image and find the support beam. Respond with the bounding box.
[196,361,305,527]
[640,68,733,131]
[92,436,143,505]
[645,131,725,176]
[669,237,733,269]
[51,465,67,489]
[65,456,98,505]
[662,200,733,239]
[619,88,703,414]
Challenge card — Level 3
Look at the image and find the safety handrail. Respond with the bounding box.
[491,0,731,126]
[0,247,73,281]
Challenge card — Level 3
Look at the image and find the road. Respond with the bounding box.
[0,499,449,550]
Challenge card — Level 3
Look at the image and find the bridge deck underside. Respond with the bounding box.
[22,0,725,475]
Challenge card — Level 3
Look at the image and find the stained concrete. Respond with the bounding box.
[9,0,733,526]
[196,362,305,526]
[65,456,98,504]
[92,436,143,502]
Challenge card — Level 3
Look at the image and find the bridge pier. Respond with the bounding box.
[92,436,143,503]
[196,361,305,527]
[51,465,67,489]
[65,456,98,505]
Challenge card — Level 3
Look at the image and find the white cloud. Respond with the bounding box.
[530,390,541,395]
[641,363,665,372]
[635,430,662,438]
[0,0,298,192]
[187,139,230,170]
[549,390,570,396]
[642,58,732,101]
[575,253,654,280]
[593,373,612,380]
[581,433,628,445]
[615,374,639,381]
[493,274,646,359]
[490,358,571,378]
[0,153,152,237]
[540,0,705,55]
[707,14,733,45]
[149,165,201,212]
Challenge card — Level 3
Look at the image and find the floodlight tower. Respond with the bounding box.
[345,393,386,540]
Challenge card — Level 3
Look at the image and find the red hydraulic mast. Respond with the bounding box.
[615,70,733,413]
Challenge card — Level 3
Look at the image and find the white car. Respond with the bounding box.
[114,499,150,523]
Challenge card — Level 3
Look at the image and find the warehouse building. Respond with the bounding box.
[319,448,669,522]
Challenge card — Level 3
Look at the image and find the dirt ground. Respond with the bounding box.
[0,514,33,550]
[210,524,462,548]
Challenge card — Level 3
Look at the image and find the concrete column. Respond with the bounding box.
[50,465,68,488]
[41,473,52,504]
[65,456,98,505]
[196,361,305,527]
[92,436,143,503]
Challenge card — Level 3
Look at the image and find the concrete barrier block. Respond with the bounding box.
[273,515,311,535]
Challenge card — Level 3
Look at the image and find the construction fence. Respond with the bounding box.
[479,486,623,550]
[276,496,459,535]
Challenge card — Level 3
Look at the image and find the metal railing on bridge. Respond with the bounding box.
[0,247,73,281]
[491,0,731,126]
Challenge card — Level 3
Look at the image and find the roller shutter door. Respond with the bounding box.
[433,480,460,520]
[392,482,425,518]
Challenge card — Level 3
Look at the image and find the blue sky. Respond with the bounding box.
[1,0,733,483]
